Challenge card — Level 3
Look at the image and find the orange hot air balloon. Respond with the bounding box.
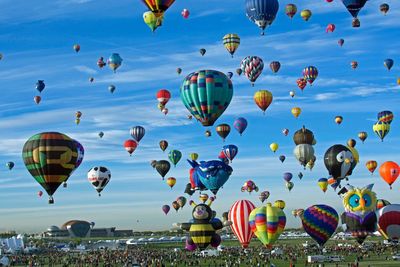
[335,116,343,125]
[166,177,176,189]
[254,90,273,115]
[365,160,378,175]
[291,107,301,118]
[379,161,400,189]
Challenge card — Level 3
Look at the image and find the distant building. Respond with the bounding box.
[43,220,133,238]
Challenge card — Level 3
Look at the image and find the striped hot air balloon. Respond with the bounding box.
[222,144,238,162]
[241,56,264,86]
[373,121,390,142]
[254,90,273,114]
[302,66,318,85]
[378,204,400,240]
[228,200,256,248]
[223,34,240,57]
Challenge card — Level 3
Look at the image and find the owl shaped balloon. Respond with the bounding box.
[340,184,377,244]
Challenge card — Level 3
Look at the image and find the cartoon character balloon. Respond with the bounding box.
[87,166,111,196]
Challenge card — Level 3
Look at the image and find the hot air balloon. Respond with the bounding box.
[222,144,238,162]
[274,200,286,210]
[376,199,391,210]
[228,200,256,248]
[283,172,293,183]
[107,53,122,73]
[181,8,190,18]
[373,121,390,141]
[285,4,297,19]
[156,89,171,106]
[199,193,209,203]
[291,107,301,118]
[294,144,315,168]
[108,85,116,94]
[298,172,304,180]
[241,180,259,193]
[259,191,270,203]
[296,78,307,91]
[227,72,233,79]
[289,91,295,98]
[166,177,176,189]
[34,96,41,105]
[335,116,343,124]
[172,201,180,212]
[162,205,170,215]
[205,130,212,137]
[282,128,289,136]
[254,90,273,114]
[159,140,168,152]
[87,166,111,196]
[341,0,368,19]
[269,61,281,73]
[6,162,14,170]
[36,80,45,93]
[245,0,279,35]
[378,204,400,240]
[379,161,399,189]
[326,23,335,33]
[269,143,278,153]
[377,110,394,124]
[216,124,231,141]
[155,160,171,180]
[347,139,356,148]
[318,178,328,193]
[98,132,104,138]
[366,160,377,175]
[177,196,187,209]
[124,139,138,156]
[181,70,233,127]
[161,108,168,115]
[73,44,80,53]
[190,153,199,161]
[177,68,182,75]
[380,3,389,15]
[241,56,264,86]
[89,77,94,83]
[97,57,106,68]
[351,61,358,70]
[168,150,182,167]
[300,9,312,21]
[141,0,175,26]
[358,131,367,143]
[130,126,145,143]
[286,181,294,192]
[199,48,206,56]
[324,144,355,180]
[384,58,394,71]
[279,155,285,163]
[233,117,248,136]
[338,38,344,47]
[150,160,157,168]
[38,191,43,197]
[223,34,240,57]
[303,66,318,85]
[22,132,79,204]
[249,203,286,248]
[300,205,339,247]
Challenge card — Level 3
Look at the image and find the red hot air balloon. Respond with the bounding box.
[326,24,336,33]
[124,139,138,156]
[228,200,256,248]
[38,191,43,197]
[181,9,190,19]
[156,89,171,106]
[34,96,41,104]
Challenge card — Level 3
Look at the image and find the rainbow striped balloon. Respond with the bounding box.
[249,203,286,248]
[228,200,256,248]
[301,204,338,247]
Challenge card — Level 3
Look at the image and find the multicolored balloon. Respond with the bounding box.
[318,178,328,193]
[303,66,318,85]
[245,0,279,35]
[241,56,264,86]
[223,34,240,57]
[373,121,390,141]
[233,117,248,136]
[254,90,273,114]
[222,144,238,162]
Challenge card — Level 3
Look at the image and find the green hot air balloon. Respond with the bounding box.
[22,132,79,204]
[168,150,182,167]
[180,70,233,127]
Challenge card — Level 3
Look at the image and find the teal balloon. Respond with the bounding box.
[180,70,233,127]
[168,150,182,167]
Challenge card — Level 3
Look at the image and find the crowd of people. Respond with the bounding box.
[1,241,398,267]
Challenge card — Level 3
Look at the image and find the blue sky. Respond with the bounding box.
[0,0,399,233]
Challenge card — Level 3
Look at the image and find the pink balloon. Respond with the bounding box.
[181,9,190,19]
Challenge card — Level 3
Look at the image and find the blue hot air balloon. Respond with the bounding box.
[222,144,238,162]
[384,59,394,71]
[341,0,368,18]
[36,80,45,93]
[245,0,279,35]
[233,117,248,136]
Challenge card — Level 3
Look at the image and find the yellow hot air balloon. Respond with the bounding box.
[274,200,286,210]
[166,177,176,189]
[190,153,199,161]
[397,78,400,85]
[318,178,328,193]
[254,90,273,115]
[291,107,301,118]
[222,34,240,57]
[373,121,390,141]
[300,9,312,21]
[335,116,343,125]
[143,11,160,32]
[269,143,279,153]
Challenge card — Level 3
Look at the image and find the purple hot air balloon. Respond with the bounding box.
[283,172,293,182]
[162,205,170,215]
[233,117,248,136]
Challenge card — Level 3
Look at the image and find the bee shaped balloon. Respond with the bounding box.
[340,184,377,244]
[175,197,230,251]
